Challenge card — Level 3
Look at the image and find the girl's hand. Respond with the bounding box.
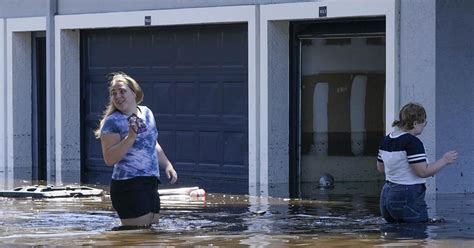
[165,165,178,184]
[127,118,138,138]
[442,150,458,164]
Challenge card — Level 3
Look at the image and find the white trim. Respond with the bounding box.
[54,27,61,185]
[260,0,399,192]
[5,17,46,187]
[248,6,260,196]
[55,5,258,191]
[0,18,5,189]
[6,17,46,32]
[259,18,269,194]
[385,0,400,133]
[56,5,256,29]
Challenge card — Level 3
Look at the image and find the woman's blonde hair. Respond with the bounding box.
[94,72,144,139]
[392,102,426,130]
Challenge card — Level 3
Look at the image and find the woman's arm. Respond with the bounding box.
[377,161,385,173]
[100,132,136,166]
[156,141,177,184]
[411,150,458,178]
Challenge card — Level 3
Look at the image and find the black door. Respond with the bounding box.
[81,24,249,194]
[32,32,47,182]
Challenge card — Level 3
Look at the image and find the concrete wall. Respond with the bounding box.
[0,0,47,18]
[10,32,33,181]
[399,0,437,193]
[4,17,46,189]
[0,18,5,189]
[56,29,81,184]
[57,0,311,14]
[266,20,290,197]
[435,0,474,194]
[0,0,315,17]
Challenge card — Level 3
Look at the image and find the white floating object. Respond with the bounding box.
[0,185,103,198]
[158,186,199,196]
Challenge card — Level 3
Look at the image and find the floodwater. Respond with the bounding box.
[1,182,474,247]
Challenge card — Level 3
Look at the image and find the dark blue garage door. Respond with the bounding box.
[82,24,248,194]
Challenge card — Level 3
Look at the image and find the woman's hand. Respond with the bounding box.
[165,165,178,184]
[127,117,138,138]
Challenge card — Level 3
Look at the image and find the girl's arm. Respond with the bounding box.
[100,131,136,166]
[411,150,458,178]
[156,141,177,184]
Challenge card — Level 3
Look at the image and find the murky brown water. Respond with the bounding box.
[1,182,473,247]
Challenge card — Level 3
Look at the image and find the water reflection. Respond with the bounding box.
[0,182,474,246]
[381,223,429,240]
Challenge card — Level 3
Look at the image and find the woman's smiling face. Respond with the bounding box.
[110,80,136,113]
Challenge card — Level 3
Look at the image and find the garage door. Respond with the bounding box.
[82,24,248,194]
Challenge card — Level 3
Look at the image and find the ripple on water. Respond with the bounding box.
[1,191,474,246]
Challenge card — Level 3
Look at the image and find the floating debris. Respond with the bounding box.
[0,185,103,198]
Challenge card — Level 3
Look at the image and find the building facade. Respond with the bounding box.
[0,0,473,198]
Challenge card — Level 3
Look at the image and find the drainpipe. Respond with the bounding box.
[46,0,57,184]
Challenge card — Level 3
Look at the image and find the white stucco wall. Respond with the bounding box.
[0,0,47,18]
[55,29,81,184]
[0,18,6,189]
[55,0,314,15]
[248,6,260,196]
[266,20,290,197]
[10,32,33,181]
[5,17,46,188]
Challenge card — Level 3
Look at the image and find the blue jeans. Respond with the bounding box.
[380,181,428,223]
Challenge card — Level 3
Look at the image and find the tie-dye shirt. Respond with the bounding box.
[101,105,159,180]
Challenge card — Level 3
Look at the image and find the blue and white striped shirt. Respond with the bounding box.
[378,132,427,185]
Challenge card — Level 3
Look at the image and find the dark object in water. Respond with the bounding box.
[111,225,151,231]
[0,185,104,198]
[251,210,267,216]
[428,217,446,223]
[319,173,335,189]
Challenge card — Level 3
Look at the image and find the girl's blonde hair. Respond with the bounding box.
[94,72,143,139]
[392,102,426,130]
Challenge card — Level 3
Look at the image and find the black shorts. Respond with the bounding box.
[110,176,160,219]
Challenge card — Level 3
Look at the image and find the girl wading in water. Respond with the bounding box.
[95,72,177,227]
[377,102,458,223]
